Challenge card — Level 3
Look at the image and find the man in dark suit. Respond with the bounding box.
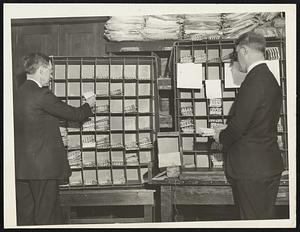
[213,32,284,220]
[14,53,95,225]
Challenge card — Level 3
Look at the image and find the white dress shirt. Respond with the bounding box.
[27,78,42,88]
[247,60,266,74]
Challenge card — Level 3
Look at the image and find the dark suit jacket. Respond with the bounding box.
[220,63,284,180]
[14,80,93,179]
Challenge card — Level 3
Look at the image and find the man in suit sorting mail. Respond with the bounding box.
[14,53,95,225]
[213,32,284,220]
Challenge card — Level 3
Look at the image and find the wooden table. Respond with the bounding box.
[149,171,289,222]
[59,188,156,224]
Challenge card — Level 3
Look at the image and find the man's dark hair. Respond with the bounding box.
[235,32,266,54]
[23,53,51,75]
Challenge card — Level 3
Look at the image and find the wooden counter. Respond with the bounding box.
[148,171,289,222]
[59,188,156,224]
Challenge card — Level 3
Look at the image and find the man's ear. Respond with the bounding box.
[241,46,248,56]
[37,66,44,75]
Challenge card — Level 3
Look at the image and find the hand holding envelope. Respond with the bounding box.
[212,124,227,143]
[83,91,96,107]
[83,91,96,114]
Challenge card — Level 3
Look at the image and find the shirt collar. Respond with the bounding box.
[247,60,266,74]
[27,78,42,88]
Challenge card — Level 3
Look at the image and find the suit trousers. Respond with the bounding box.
[229,174,281,220]
[16,179,63,225]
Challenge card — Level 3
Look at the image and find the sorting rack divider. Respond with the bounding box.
[172,37,288,172]
[51,56,159,189]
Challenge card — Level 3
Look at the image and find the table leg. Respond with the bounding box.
[160,185,173,222]
[144,205,153,222]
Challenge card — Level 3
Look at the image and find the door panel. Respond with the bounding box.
[59,22,105,56]
[12,24,59,88]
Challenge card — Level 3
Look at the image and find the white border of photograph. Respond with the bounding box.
[4,3,296,229]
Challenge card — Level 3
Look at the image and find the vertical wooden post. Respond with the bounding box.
[160,185,173,222]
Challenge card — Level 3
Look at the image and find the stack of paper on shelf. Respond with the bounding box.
[209,118,225,129]
[95,104,109,113]
[125,141,139,151]
[69,171,82,186]
[194,50,207,63]
[110,88,123,96]
[198,127,215,137]
[96,136,110,149]
[141,15,181,40]
[181,105,193,116]
[124,104,137,113]
[68,150,82,168]
[139,137,152,149]
[209,98,222,107]
[82,135,96,148]
[104,16,145,41]
[183,13,222,39]
[125,153,139,165]
[222,13,260,39]
[180,118,194,133]
[95,117,110,131]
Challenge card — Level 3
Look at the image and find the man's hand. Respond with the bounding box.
[212,124,227,143]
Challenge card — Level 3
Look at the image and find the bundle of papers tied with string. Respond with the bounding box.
[68,150,82,167]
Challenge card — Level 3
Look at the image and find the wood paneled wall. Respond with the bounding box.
[11,17,109,91]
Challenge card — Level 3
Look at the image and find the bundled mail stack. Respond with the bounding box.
[95,104,109,113]
[104,16,146,41]
[180,118,194,134]
[82,117,110,132]
[125,141,139,151]
[104,15,182,41]
[253,12,284,38]
[104,12,285,41]
[221,13,260,39]
[139,137,152,149]
[96,136,110,149]
[68,150,82,168]
[221,12,284,39]
[182,13,222,40]
[209,98,222,116]
[125,153,139,165]
[142,15,182,40]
